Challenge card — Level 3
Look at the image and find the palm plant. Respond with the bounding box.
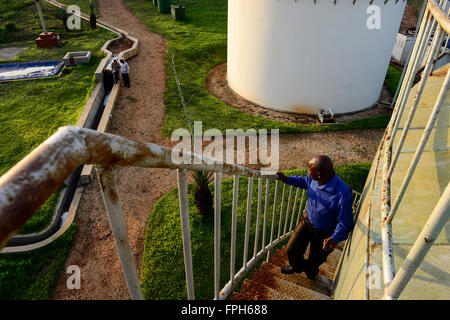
[191,170,214,217]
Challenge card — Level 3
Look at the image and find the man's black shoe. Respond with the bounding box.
[280,265,296,274]
[305,269,317,281]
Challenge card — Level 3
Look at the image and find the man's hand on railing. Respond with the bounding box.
[276,172,288,183]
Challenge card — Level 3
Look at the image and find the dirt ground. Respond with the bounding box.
[51,1,391,300]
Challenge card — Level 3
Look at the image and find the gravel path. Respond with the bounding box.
[51,0,384,300]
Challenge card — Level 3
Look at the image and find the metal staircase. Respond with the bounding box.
[232,243,344,300]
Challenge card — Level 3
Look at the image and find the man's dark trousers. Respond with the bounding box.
[122,73,130,88]
[286,217,334,279]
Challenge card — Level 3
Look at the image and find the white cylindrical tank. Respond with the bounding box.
[227,0,406,114]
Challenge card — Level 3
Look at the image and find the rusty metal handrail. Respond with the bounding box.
[0,126,275,249]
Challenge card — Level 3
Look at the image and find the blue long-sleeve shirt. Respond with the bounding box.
[286,173,354,244]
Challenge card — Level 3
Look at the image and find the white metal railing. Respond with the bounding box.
[379,0,450,300]
[189,170,360,300]
[0,125,362,300]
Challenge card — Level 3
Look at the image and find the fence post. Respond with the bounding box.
[95,165,143,300]
[177,169,195,300]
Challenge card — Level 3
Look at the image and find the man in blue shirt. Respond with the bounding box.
[276,155,354,280]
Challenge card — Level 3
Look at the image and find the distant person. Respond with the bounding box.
[120,58,130,88]
[276,155,354,281]
[111,59,121,85]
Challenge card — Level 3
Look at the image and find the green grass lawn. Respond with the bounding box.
[0,0,115,234]
[140,163,371,300]
[124,0,396,137]
[0,225,77,300]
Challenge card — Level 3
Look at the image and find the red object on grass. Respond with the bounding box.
[36,32,61,48]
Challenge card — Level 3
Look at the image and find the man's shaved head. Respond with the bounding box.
[307,155,335,184]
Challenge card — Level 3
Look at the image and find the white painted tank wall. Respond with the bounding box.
[227,0,406,114]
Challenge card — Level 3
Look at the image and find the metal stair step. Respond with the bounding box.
[269,246,341,279]
[232,279,295,300]
[260,262,332,297]
[251,269,331,300]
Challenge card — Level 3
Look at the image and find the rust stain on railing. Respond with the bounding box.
[0,126,276,249]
